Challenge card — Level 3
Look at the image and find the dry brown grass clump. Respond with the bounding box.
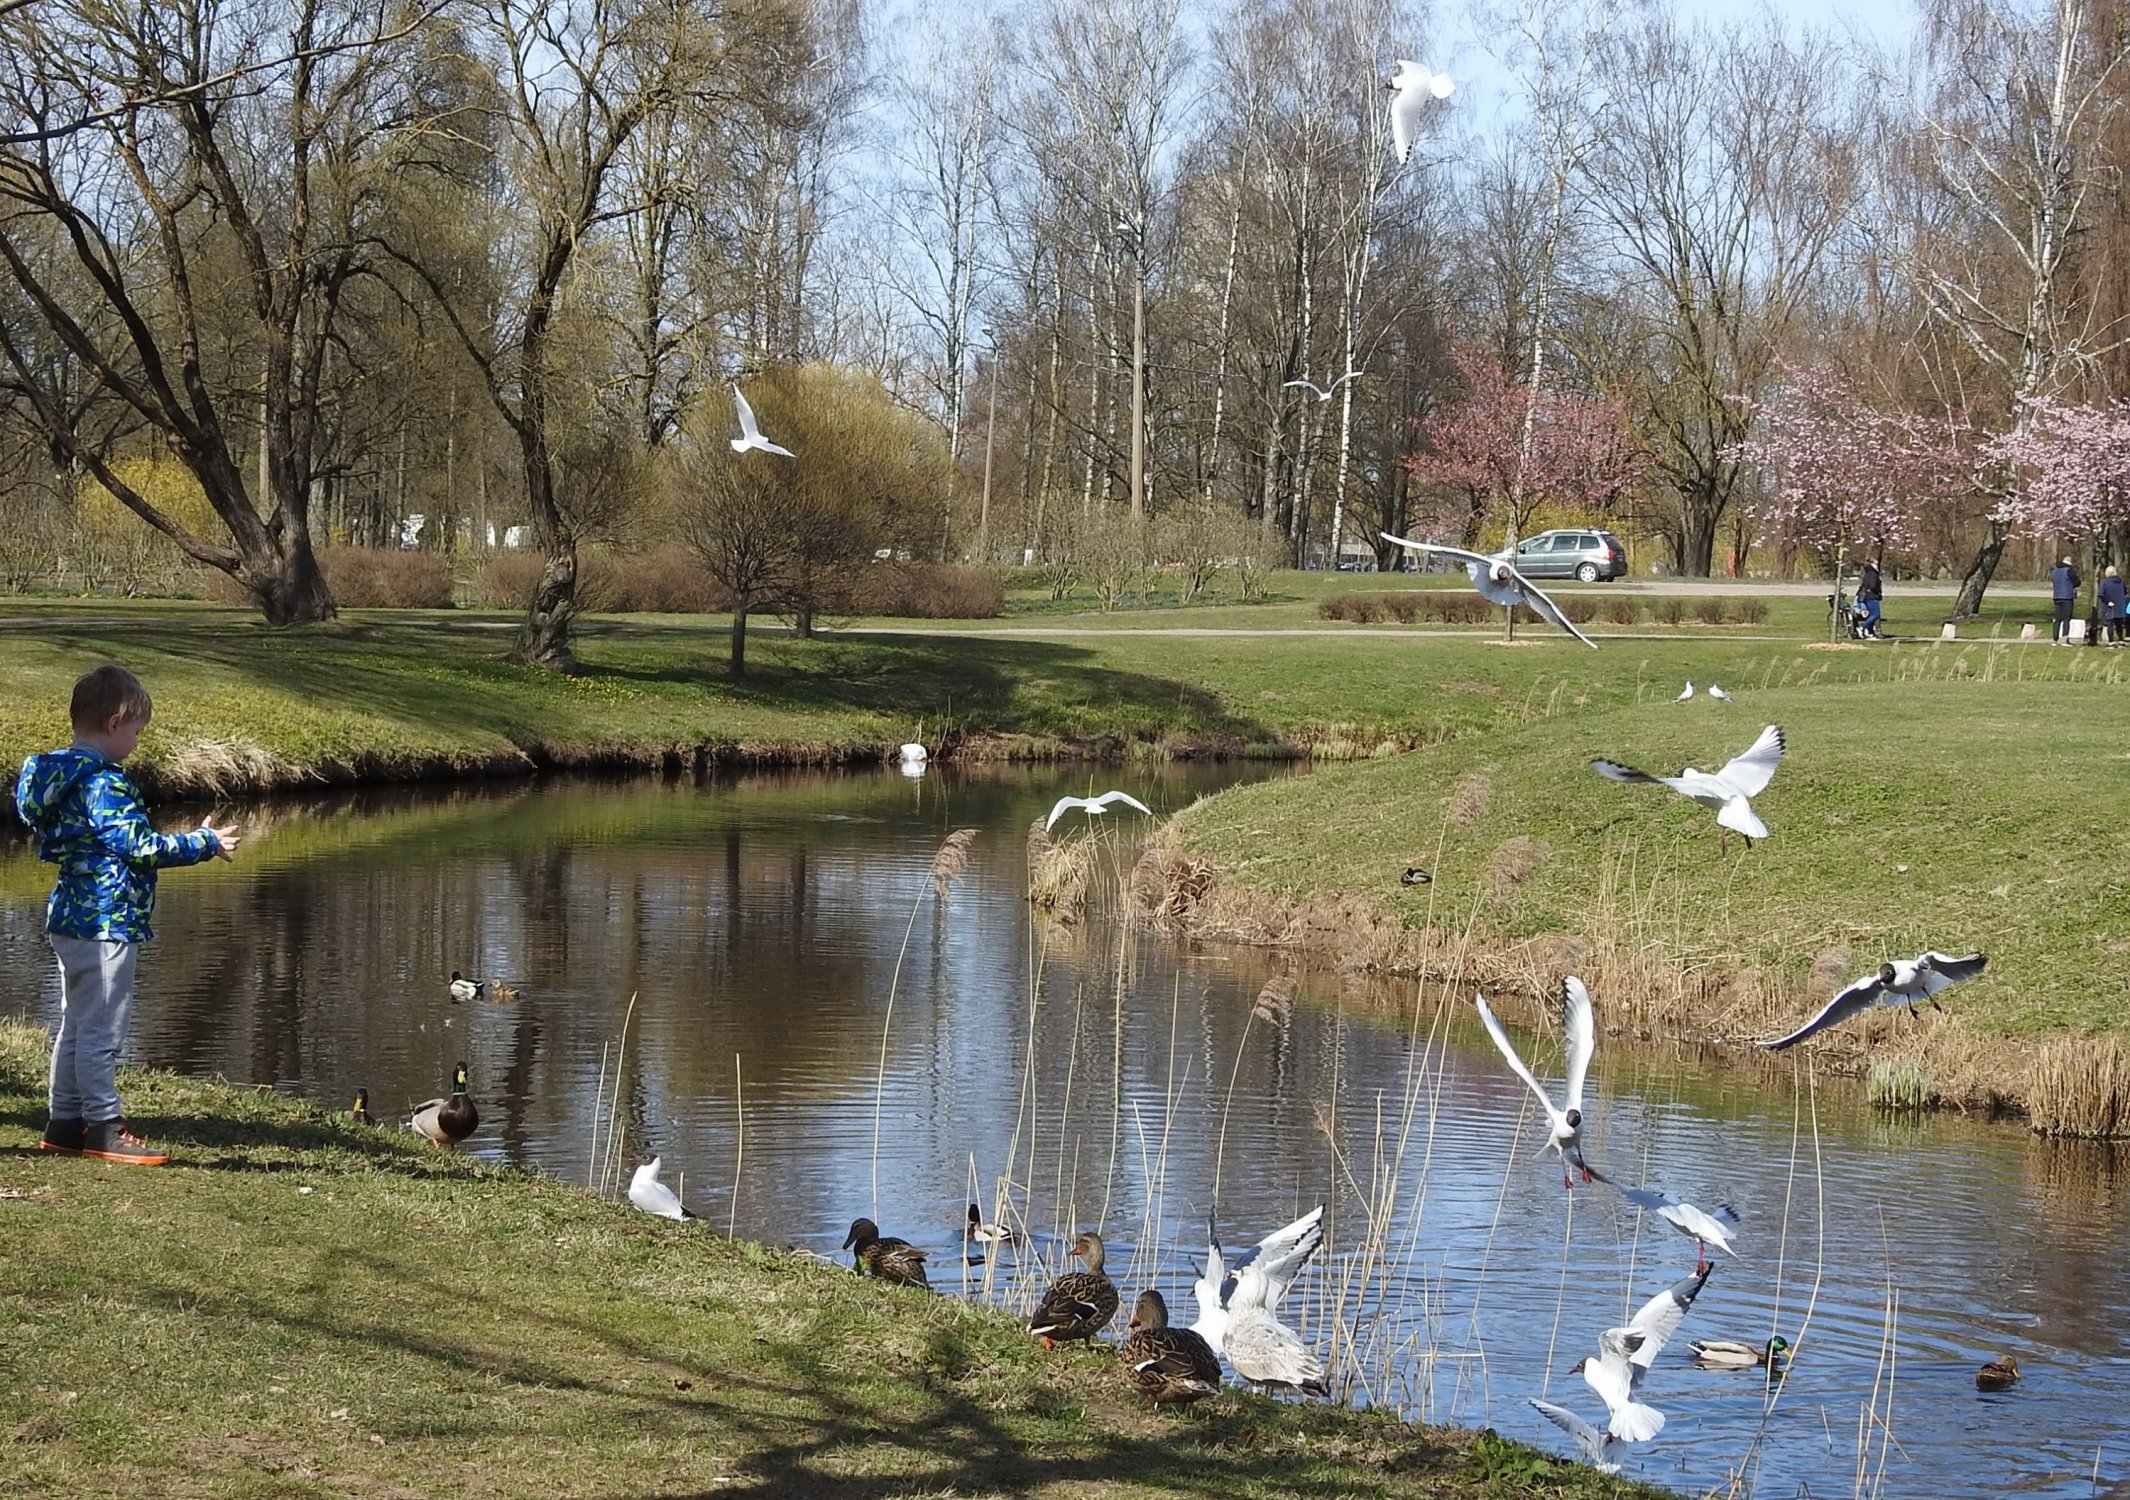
[1028,825,1099,924]
[2024,1037,2130,1138]
[1128,827,1215,926]
[1481,835,1548,899]
[1445,769,1492,827]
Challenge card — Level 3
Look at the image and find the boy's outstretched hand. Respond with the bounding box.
[206,823,241,860]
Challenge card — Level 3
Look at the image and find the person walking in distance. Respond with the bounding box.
[2099,565,2127,645]
[1855,560,1884,639]
[2051,555,2082,643]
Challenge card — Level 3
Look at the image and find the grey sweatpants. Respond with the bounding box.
[48,936,138,1125]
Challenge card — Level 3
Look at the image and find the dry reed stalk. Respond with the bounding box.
[597,992,639,1199]
[587,1039,609,1192]
[729,1052,743,1240]
[872,829,980,1215]
[2024,1036,2130,1138]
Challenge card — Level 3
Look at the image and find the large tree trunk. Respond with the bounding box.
[1952,519,2010,618]
[1677,487,1721,577]
[248,539,337,626]
[512,544,580,670]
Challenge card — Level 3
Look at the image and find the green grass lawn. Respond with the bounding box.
[0,1024,1662,1500]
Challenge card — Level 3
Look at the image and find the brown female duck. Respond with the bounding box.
[1975,1353,2020,1392]
[1117,1289,1223,1410]
[1029,1231,1120,1348]
[842,1217,931,1289]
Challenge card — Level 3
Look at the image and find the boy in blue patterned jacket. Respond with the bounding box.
[13,666,240,1164]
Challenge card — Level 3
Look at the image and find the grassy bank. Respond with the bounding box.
[1150,669,2130,1132]
[0,598,2104,802]
[0,1024,1660,1500]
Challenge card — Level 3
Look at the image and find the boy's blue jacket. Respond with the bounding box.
[13,747,220,941]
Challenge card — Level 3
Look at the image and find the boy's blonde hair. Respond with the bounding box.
[70,665,152,731]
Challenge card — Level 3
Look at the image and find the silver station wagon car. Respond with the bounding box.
[1512,529,1629,583]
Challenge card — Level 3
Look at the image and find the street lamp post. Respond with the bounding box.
[977,327,998,563]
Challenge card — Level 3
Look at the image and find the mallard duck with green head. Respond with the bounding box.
[1690,1334,1789,1370]
[350,1088,375,1127]
[1117,1289,1223,1409]
[842,1217,931,1289]
[1030,1231,1120,1348]
[410,1063,478,1146]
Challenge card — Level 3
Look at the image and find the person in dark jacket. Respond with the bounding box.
[1855,561,1883,639]
[2050,556,2082,642]
[14,666,240,1164]
[2101,565,2128,644]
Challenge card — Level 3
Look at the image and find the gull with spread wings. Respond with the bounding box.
[1760,951,1987,1051]
[1571,1266,1711,1442]
[730,386,795,457]
[1044,789,1154,833]
[1593,724,1785,846]
[1191,1205,1327,1394]
[1475,977,1597,1189]
[1379,532,1599,649]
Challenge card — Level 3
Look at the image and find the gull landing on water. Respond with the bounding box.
[1379,533,1598,649]
[1474,978,1596,1189]
[1573,1267,1711,1442]
[1385,60,1454,165]
[1759,951,1988,1051]
[1283,371,1365,402]
[1593,723,1785,846]
[730,386,794,457]
[1043,789,1154,833]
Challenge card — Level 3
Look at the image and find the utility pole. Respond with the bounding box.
[977,327,999,561]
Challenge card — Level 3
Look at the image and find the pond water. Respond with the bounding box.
[1,763,2123,1499]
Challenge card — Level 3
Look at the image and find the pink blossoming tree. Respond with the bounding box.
[1983,398,2130,548]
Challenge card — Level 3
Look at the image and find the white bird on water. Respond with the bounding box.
[1474,978,1597,1189]
[628,1156,695,1221]
[1043,789,1154,833]
[1379,533,1599,649]
[1283,371,1365,402]
[1672,682,1695,703]
[1760,951,1988,1051]
[1572,1266,1711,1442]
[1593,723,1785,845]
[1190,1205,1326,1391]
[730,386,795,457]
[898,742,928,764]
[1385,60,1454,166]
[1529,1398,1622,1475]
[448,970,482,1003]
[1618,1185,1739,1275]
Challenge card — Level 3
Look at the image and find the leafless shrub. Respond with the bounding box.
[1482,835,1548,899]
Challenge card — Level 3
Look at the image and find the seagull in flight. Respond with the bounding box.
[628,1156,695,1221]
[1044,789,1154,833]
[1618,1185,1739,1275]
[1386,60,1454,165]
[1572,1267,1711,1442]
[1593,724,1785,846]
[1475,978,1597,1189]
[1379,533,1598,648]
[1760,951,1987,1051]
[730,386,794,457]
[1672,682,1695,703]
[1283,371,1365,402]
[1528,1399,1622,1475]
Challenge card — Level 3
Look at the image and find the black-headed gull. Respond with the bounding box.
[1759,951,1987,1051]
[1475,978,1597,1189]
[1385,60,1454,165]
[628,1155,695,1220]
[1619,1185,1738,1275]
[730,386,794,457]
[1672,682,1694,703]
[1283,371,1365,401]
[1708,684,1733,702]
[1571,1266,1711,1442]
[1529,1398,1622,1474]
[1044,789,1154,832]
[1223,1261,1331,1396]
[1191,1205,1323,1355]
[1379,532,1598,648]
[1593,723,1785,845]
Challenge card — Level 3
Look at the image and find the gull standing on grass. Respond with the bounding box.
[1759,951,1988,1051]
[1672,682,1695,703]
[1475,978,1597,1189]
[729,386,795,457]
[1708,684,1733,702]
[628,1156,695,1221]
[1385,61,1454,165]
[1593,724,1785,846]
[1379,533,1599,649]
[1571,1267,1711,1442]
[1618,1185,1738,1275]
[1284,371,1365,402]
[1043,789,1154,833]
[1529,1399,1622,1475]
[1191,1205,1326,1392]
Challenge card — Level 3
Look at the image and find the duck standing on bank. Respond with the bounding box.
[410,1063,478,1147]
[1030,1231,1120,1348]
[1117,1290,1224,1410]
[841,1217,931,1289]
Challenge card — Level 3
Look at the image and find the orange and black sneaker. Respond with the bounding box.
[80,1120,169,1166]
[39,1118,83,1155]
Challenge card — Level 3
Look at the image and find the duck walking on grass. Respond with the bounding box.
[1691,1334,1789,1370]
[1117,1290,1224,1410]
[410,1063,478,1147]
[1976,1353,2021,1391]
[841,1218,930,1289]
[1030,1231,1120,1348]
